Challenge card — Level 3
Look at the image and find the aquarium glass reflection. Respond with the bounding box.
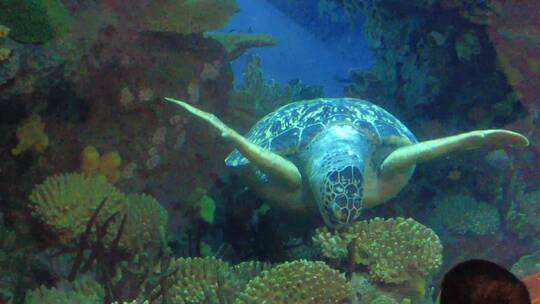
[0,0,539,303]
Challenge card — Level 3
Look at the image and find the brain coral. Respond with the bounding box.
[29,173,126,243]
[314,217,443,284]
[235,260,351,304]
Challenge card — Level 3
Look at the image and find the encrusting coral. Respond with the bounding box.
[28,173,126,243]
[236,260,352,304]
[11,114,49,156]
[313,217,443,284]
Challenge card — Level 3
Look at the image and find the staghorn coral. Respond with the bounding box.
[28,173,126,244]
[314,217,443,284]
[141,0,238,34]
[120,193,168,253]
[235,260,351,304]
[11,114,49,156]
[429,194,500,235]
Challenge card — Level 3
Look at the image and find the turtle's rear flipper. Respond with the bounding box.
[164,97,302,189]
[380,129,529,177]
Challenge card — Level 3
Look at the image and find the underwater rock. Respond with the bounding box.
[206,32,279,61]
[0,38,65,102]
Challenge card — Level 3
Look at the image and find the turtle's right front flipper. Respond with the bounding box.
[380,129,529,178]
[164,97,302,189]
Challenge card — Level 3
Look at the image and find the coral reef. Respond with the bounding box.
[0,0,71,44]
[28,173,126,243]
[11,114,49,156]
[507,190,540,240]
[429,194,500,235]
[236,260,351,304]
[227,53,324,132]
[314,217,443,284]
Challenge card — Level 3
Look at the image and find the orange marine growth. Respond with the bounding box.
[11,114,49,156]
[80,145,122,183]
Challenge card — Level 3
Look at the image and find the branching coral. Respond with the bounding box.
[236,260,351,304]
[11,114,49,156]
[28,173,126,243]
[167,257,237,303]
[141,0,238,34]
[314,217,443,284]
[25,275,104,304]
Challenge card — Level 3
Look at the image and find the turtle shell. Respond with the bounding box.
[225,98,417,167]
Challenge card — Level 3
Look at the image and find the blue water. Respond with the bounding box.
[219,0,373,97]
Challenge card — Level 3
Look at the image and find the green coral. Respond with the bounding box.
[430,194,500,235]
[29,173,126,244]
[0,24,9,61]
[0,0,70,43]
[121,193,168,252]
[199,194,216,224]
[235,260,351,304]
[165,257,267,303]
[314,217,443,284]
[455,31,481,62]
[25,275,104,304]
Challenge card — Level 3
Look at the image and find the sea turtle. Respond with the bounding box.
[165,97,529,228]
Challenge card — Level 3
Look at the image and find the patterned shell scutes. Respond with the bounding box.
[225,98,417,167]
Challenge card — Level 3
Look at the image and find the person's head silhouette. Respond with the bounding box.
[440,259,531,304]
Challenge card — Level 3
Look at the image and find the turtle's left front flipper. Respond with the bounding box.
[380,129,529,177]
[164,97,302,189]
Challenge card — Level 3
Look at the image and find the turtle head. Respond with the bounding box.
[303,125,370,228]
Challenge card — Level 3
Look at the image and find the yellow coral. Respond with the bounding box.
[236,260,351,304]
[11,114,49,156]
[314,217,443,284]
[99,151,122,183]
[29,173,126,243]
[81,145,100,175]
[141,0,238,34]
[80,146,122,183]
[0,25,9,38]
